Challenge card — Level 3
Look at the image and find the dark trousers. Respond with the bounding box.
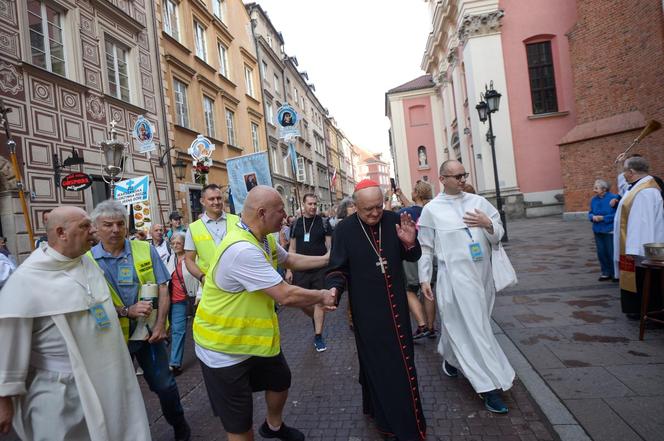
[594,232,614,277]
[129,340,185,428]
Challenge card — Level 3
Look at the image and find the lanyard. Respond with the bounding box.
[63,260,96,308]
[238,221,270,256]
[303,216,316,237]
[464,228,474,242]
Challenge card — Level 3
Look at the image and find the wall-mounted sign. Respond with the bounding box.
[188,135,215,160]
[276,104,300,140]
[114,175,150,205]
[61,172,93,191]
[133,115,156,154]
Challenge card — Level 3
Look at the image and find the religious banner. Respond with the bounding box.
[114,175,150,205]
[132,115,156,154]
[188,135,215,185]
[276,104,300,140]
[227,152,272,214]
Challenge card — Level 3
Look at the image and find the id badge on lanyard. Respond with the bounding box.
[118,262,133,285]
[465,228,483,261]
[304,233,310,243]
[89,303,111,329]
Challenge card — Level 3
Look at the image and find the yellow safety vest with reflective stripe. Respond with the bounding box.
[193,226,280,356]
[189,213,239,275]
[87,240,156,341]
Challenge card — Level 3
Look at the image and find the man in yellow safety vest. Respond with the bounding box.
[194,186,337,441]
[185,184,238,301]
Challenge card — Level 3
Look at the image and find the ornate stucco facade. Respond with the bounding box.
[0,0,172,258]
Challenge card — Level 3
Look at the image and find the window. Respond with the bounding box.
[267,102,274,125]
[526,41,558,114]
[28,0,65,75]
[282,150,291,177]
[267,35,273,48]
[271,146,279,174]
[212,0,224,21]
[261,61,268,79]
[163,0,179,40]
[105,38,130,101]
[273,74,279,93]
[244,65,255,97]
[203,96,215,138]
[294,87,298,102]
[218,42,229,78]
[173,79,189,127]
[251,122,260,151]
[194,21,207,61]
[225,109,236,146]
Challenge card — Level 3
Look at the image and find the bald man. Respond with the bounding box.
[0,206,151,440]
[194,186,336,441]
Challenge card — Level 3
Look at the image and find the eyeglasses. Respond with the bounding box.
[442,173,469,181]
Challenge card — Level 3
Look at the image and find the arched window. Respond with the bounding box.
[417,146,428,167]
[451,133,460,160]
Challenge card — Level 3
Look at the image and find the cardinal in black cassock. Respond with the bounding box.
[326,179,426,441]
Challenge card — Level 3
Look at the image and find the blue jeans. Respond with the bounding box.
[594,232,614,277]
[129,339,185,428]
[169,301,188,368]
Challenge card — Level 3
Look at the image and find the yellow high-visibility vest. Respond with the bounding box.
[193,226,280,356]
[188,213,239,275]
[88,240,156,341]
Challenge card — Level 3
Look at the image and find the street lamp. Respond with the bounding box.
[99,120,127,195]
[173,158,187,181]
[475,81,508,242]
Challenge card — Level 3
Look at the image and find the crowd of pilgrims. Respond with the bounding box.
[0,159,528,441]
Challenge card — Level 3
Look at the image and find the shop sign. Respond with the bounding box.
[61,172,93,191]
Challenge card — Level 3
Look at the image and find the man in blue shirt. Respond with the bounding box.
[90,200,191,441]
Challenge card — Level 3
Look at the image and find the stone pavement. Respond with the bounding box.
[494,216,664,441]
[146,298,555,440]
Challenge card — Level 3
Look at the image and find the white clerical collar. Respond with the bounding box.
[442,192,464,199]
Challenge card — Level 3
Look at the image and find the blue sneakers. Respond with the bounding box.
[482,389,509,414]
[314,335,327,352]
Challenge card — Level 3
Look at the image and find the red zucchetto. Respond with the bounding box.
[354,179,380,192]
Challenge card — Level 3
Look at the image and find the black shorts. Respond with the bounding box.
[199,352,291,434]
[293,268,325,290]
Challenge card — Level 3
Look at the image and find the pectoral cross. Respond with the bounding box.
[376,257,388,274]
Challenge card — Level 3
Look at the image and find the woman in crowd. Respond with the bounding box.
[588,179,619,281]
[167,232,200,374]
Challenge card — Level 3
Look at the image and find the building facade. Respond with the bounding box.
[158,0,266,221]
[246,2,333,214]
[386,74,444,197]
[0,0,172,259]
[356,147,391,194]
[559,0,664,213]
[421,0,577,217]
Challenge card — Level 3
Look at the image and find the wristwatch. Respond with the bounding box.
[119,306,129,317]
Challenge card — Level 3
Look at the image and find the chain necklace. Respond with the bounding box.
[357,216,388,274]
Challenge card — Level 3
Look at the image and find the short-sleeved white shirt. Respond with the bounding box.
[184,212,228,251]
[195,241,289,368]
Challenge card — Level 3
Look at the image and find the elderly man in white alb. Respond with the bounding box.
[419,160,515,414]
[0,206,150,440]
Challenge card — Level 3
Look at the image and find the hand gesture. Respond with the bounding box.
[610,198,619,208]
[0,396,13,435]
[285,269,293,284]
[463,209,492,229]
[320,288,337,311]
[148,323,167,344]
[396,212,416,248]
[128,300,153,319]
[420,282,435,301]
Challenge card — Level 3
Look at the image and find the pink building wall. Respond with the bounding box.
[402,96,440,193]
[499,0,577,196]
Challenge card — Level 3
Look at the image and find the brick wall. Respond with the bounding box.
[560,0,664,212]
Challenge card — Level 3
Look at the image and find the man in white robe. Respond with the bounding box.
[0,206,151,441]
[418,160,515,414]
[612,156,664,315]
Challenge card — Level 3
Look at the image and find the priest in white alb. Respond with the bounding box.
[419,160,515,414]
[0,206,151,441]
[613,155,664,316]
